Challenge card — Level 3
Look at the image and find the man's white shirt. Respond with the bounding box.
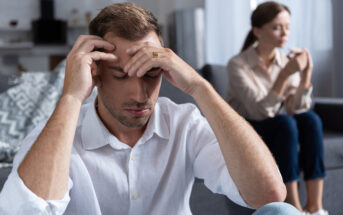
[0,97,248,215]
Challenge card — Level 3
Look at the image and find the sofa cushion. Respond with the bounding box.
[323,132,343,169]
[0,166,11,191]
[314,98,343,133]
[159,76,196,104]
[201,64,228,98]
[0,73,17,94]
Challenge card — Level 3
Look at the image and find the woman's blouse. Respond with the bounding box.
[227,44,312,121]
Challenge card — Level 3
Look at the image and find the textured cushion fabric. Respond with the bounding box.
[0,60,97,163]
[323,134,343,169]
[0,68,64,163]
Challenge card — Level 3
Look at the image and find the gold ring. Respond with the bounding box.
[152,51,158,58]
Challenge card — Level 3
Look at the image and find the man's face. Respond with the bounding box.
[97,31,162,128]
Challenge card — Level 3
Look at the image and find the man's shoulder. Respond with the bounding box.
[157,97,199,114]
[156,97,203,124]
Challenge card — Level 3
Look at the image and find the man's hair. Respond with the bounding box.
[89,3,163,45]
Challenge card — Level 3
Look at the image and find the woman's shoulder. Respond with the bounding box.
[227,50,251,71]
[228,51,248,65]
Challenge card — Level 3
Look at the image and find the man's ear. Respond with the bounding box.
[252,27,260,39]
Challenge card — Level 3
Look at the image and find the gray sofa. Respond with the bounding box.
[1,64,343,215]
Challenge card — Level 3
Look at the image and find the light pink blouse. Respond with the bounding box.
[227,44,312,121]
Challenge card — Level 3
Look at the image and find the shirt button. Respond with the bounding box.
[133,193,140,199]
[131,155,135,161]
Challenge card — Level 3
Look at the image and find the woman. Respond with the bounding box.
[227,2,327,215]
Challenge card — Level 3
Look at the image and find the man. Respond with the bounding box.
[0,3,300,215]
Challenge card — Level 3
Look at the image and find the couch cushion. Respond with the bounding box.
[159,76,195,104]
[314,98,343,133]
[0,166,11,191]
[0,73,17,94]
[323,132,343,169]
[190,178,254,215]
[201,64,228,98]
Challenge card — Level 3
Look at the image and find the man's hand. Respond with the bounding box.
[64,35,117,103]
[124,42,203,96]
[17,35,117,200]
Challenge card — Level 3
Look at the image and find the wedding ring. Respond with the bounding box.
[152,51,158,58]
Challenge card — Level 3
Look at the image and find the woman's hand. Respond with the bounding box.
[124,42,204,96]
[283,48,308,77]
[300,49,313,87]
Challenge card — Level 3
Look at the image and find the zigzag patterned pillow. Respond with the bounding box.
[0,60,97,165]
[0,65,64,163]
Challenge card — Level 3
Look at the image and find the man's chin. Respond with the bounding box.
[118,116,150,128]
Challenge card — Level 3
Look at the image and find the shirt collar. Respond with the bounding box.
[141,99,170,142]
[81,97,170,151]
[274,49,283,67]
[246,42,283,68]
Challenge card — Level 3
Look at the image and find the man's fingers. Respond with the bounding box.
[126,41,161,55]
[126,43,147,56]
[126,51,151,76]
[78,39,115,53]
[136,56,166,78]
[136,60,161,78]
[72,35,105,50]
[131,56,153,77]
[88,51,117,62]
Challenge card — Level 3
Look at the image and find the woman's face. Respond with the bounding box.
[254,10,290,48]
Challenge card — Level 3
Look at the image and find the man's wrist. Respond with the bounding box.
[190,78,213,100]
[59,94,83,109]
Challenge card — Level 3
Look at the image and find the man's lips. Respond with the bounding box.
[125,107,150,117]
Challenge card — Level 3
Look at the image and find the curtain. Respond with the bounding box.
[205,0,339,97]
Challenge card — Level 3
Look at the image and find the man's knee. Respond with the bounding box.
[253,202,301,215]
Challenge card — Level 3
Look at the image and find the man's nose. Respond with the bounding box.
[130,77,148,102]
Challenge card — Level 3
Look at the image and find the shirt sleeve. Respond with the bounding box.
[227,59,284,120]
[0,123,73,215]
[186,107,250,208]
[284,73,312,114]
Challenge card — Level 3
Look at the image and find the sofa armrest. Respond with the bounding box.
[313,97,343,133]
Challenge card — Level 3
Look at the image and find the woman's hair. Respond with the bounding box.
[89,3,163,45]
[241,1,290,52]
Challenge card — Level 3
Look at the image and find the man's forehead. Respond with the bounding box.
[103,32,161,51]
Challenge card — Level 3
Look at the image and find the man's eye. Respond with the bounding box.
[113,74,128,80]
[145,68,161,78]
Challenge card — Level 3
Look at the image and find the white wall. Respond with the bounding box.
[129,0,204,30]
